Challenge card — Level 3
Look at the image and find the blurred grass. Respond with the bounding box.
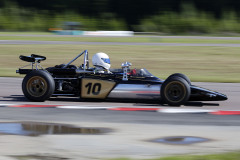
[1,34,240,44]
[107,151,240,160]
[1,44,239,82]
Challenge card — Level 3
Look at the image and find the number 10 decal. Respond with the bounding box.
[81,78,116,99]
[85,83,101,95]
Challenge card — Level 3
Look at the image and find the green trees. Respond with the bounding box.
[138,4,240,34]
[0,0,240,34]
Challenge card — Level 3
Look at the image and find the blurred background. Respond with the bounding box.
[0,2,240,159]
[0,0,240,34]
[0,0,240,82]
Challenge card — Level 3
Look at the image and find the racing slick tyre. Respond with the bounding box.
[161,76,190,106]
[22,70,55,102]
[167,73,191,85]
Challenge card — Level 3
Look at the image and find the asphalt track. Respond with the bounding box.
[0,78,240,159]
[0,77,240,125]
[1,35,240,159]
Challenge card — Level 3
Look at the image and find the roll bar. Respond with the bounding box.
[63,50,89,70]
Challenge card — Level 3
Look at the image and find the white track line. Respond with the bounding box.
[0,104,17,106]
[3,104,237,115]
[56,106,116,109]
[158,108,214,113]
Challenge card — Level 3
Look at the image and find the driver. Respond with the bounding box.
[92,52,111,74]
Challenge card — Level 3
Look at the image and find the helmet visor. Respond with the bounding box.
[101,58,110,64]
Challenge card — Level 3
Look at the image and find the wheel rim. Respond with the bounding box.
[26,76,47,97]
[164,81,186,103]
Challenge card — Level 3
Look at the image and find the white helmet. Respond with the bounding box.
[92,52,111,70]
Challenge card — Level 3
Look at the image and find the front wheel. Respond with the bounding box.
[167,73,191,85]
[161,76,190,106]
[22,70,55,102]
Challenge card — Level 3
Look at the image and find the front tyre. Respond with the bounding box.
[22,70,55,102]
[161,76,190,106]
[167,73,191,85]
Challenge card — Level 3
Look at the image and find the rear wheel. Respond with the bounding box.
[161,76,190,106]
[22,70,55,101]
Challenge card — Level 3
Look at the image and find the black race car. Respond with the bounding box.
[16,50,227,106]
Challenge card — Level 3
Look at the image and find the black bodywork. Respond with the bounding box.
[16,50,227,105]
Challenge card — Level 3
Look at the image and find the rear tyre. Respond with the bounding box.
[161,76,190,106]
[22,70,55,102]
[167,73,191,85]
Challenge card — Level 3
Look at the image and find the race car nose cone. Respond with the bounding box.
[217,93,228,101]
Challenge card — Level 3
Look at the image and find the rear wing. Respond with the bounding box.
[16,50,90,74]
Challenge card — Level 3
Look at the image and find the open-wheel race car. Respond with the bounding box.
[16,50,227,106]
